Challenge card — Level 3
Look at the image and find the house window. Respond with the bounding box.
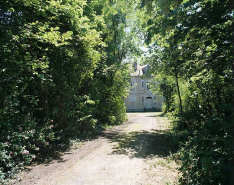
[129,96,136,102]
[147,82,150,90]
[141,81,144,88]
[129,96,136,109]
[142,97,144,104]
[130,80,135,91]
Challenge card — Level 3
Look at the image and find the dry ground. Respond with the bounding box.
[14,112,179,185]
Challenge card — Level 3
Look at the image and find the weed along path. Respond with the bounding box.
[16,112,179,185]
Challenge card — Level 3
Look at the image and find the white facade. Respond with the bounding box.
[124,65,163,111]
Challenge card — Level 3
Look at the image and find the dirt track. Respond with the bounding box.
[16,112,179,185]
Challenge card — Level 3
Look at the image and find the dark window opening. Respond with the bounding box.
[147,82,150,90]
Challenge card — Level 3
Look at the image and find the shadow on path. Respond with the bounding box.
[103,129,177,159]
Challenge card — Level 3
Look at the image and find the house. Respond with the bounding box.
[124,63,163,112]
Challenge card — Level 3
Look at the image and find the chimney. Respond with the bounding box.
[132,62,137,71]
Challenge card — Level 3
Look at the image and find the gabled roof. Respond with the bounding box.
[131,65,151,77]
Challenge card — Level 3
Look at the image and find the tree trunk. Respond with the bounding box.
[175,72,183,113]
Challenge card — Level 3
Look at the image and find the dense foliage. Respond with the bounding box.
[0,0,139,182]
[1,0,233,184]
[139,0,234,184]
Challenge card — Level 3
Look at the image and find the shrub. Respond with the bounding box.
[177,120,233,185]
[0,118,57,183]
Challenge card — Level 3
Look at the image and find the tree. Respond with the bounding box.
[138,0,234,183]
[0,0,136,180]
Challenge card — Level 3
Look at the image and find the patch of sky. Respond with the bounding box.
[187,10,195,15]
[224,41,231,44]
[125,27,131,33]
[196,7,202,12]
[176,23,182,28]
[187,2,202,15]
[140,46,148,52]
[175,23,189,30]
[193,3,200,8]
[224,10,234,18]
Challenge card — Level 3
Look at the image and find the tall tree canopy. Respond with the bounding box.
[0,0,141,181]
[138,0,234,184]
[1,0,233,184]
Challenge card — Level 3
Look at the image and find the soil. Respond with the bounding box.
[14,112,179,185]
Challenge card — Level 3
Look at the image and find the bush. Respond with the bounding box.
[0,118,57,183]
[177,120,233,185]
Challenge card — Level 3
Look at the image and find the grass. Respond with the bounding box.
[153,157,174,169]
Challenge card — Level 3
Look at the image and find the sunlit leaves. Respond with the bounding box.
[138,0,234,184]
[0,0,126,180]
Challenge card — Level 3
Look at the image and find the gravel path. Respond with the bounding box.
[16,112,179,185]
